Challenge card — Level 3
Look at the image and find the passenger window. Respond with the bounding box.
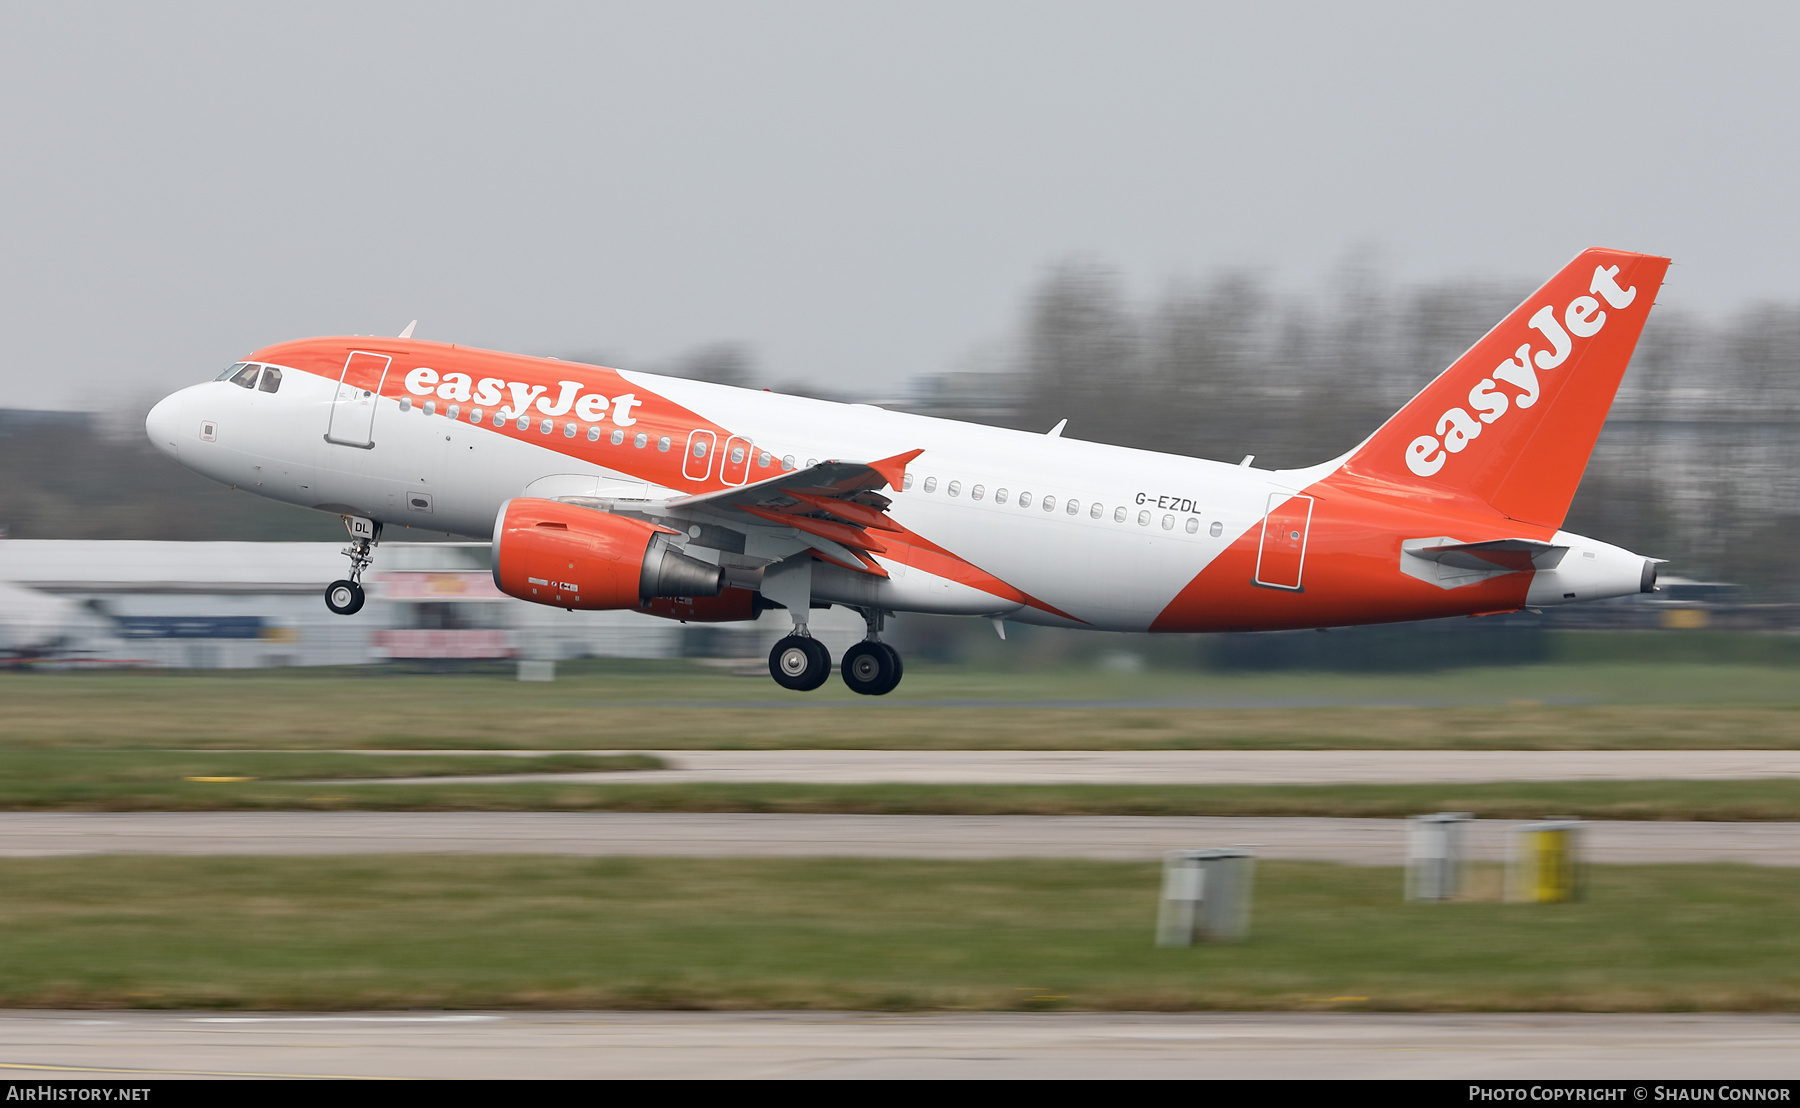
[470,408,483,423]
[1138,510,1150,526]
[783,455,795,471]
[1114,506,1126,523]
[493,412,506,427]
[588,426,602,442]
[758,451,771,467]
[1210,520,1224,537]
[540,419,553,435]
[971,485,985,501]
[612,429,625,445]
[947,480,960,497]
[1162,514,1175,530]
[923,477,937,493]
[564,422,577,438]
[658,436,671,452]
[1186,517,1199,534]
[1019,492,1032,508]
[635,432,648,449]
[424,401,436,416]
[903,473,914,490]
[257,367,282,393]
[1041,495,1055,512]
[693,440,708,458]
[731,446,745,464]
[1090,503,1102,519]
[229,364,260,389]
[516,415,530,430]
[447,404,459,420]
[1066,499,1080,516]
[400,397,414,412]
[995,489,1008,504]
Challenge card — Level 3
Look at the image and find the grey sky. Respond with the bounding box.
[3,2,1796,410]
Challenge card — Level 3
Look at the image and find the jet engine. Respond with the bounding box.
[491,497,724,610]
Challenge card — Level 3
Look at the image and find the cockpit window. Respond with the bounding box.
[257,366,283,393]
[216,362,249,381]
[229,364,261,389]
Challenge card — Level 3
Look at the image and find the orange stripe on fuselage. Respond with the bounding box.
[250,337,746,495]
[1149,470,1554,633]
[877,522,1085,624]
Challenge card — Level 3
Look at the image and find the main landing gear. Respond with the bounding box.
[325,515,380,616]
[761,558,905,695]
[769,634,832,691]
[767,606,904,696]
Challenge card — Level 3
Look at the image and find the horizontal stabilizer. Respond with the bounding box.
[1412,538,1568,573]
[1399,536,1567,591]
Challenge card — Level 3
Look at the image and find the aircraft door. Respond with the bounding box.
[325,351,392,448]
[683,429,717,482]
[719,436,753,485]
[1254,492,1313,591]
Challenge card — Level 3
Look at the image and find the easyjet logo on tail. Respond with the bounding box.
[1404,265,1639,478]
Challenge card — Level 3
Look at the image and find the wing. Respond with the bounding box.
[564,449,923,576]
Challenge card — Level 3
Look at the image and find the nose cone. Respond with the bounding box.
[145,391,183,459]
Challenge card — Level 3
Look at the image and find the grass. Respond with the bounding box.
[5,660,1800,751]
[3,856,1797,1011]
[12,778,1800,820]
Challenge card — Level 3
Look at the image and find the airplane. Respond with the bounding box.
[145,247,1669,695]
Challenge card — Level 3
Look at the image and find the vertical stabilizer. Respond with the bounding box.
[1340,248,1669,529]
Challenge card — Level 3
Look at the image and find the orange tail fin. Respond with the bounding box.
[1340,248,1669,529]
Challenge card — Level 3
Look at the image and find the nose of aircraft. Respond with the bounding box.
[145,391,183,458]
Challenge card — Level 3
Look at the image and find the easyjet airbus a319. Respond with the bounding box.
[147,248,1668,694]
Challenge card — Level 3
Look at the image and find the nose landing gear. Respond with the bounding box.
[324,515,380,616]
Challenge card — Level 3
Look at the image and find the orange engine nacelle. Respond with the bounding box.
[492,498,725,610]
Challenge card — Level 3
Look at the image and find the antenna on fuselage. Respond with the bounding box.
[1046,419,1067,438]
[398,320,418,339]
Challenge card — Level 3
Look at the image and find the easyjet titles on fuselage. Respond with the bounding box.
[399,366,644,427]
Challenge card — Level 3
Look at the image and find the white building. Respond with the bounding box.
[0,540,850,669]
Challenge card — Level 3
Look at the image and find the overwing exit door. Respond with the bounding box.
[325,351,392,448]
[1254,492,1314,590]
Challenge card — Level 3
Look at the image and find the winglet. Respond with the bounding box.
[868,448,924,491]
[399,320,418,339]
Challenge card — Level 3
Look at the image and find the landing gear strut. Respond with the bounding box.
[325,515,380,616]
[841,607,902,696]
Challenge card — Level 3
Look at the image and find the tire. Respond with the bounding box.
[769,635,831,691]
[878,642,904,688]
[324,579,365,616]
[841,640,901,696]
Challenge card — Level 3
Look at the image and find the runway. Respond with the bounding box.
[7,811,1800,864]
[350,748,1800,786]
[5,1011,1798,1079]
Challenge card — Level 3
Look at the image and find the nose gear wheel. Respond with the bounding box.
[324,579,365,615]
